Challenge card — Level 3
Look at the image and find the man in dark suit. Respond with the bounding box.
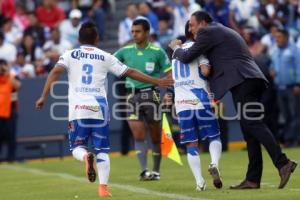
[169,11,297,189]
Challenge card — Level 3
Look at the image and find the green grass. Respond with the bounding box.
[0,148,299,200]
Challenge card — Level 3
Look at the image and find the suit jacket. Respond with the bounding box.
[173,22,268,100]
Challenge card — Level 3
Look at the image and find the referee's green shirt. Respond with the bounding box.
[114,43,171,89]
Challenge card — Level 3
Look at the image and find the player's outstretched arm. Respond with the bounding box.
[35,65,65,111]
[124,68,173,87]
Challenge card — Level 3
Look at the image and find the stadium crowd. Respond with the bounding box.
[0,0,300,148]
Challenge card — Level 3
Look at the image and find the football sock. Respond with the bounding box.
[135,140,148,171]
[152,143,161,172]
[72,147,87,161]
[187,146,205,185]
[209,139,222,166]
[96,153,110,185]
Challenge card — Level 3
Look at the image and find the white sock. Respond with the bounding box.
[72,147,87,162]
[187,147,205,185]
[209,140,222,166]
[96,153,110,185]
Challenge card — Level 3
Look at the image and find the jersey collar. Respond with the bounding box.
[134,43,151,50]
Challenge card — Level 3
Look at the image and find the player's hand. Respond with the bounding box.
[158,77,174,87]
[169,39,182,50]
[35,97,45,111]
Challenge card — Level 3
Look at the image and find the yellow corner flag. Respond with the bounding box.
[161,113,183,165]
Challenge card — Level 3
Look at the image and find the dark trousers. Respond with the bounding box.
[230,79,289,183]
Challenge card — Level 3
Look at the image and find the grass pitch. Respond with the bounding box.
[0,148,299,200]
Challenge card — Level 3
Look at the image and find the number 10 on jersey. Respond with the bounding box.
[173,60,190,80]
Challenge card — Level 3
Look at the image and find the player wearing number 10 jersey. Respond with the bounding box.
[172,21,223,192]
[35,22,173,198]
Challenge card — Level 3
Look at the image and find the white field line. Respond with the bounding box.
[1,165,210,200]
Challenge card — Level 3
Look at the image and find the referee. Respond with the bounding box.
[114,18,171,181]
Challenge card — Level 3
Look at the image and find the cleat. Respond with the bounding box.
[196,181,206,192]
[208,164,222,189]
[149,171,160,181]
[98,185,112,197]
[84,152,96,183]
[139,170,152,181]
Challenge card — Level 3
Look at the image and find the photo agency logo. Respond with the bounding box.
[49,80,265,123]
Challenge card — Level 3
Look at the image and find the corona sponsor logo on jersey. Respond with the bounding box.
[75,105,100,112]
[71,49,105,61]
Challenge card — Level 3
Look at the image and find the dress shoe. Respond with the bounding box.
[278,160,297,189]
[230,180,260,189]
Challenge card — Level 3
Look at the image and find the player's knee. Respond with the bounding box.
[187,146,199,156]
[208,135,221,143]
[95,149,109,155]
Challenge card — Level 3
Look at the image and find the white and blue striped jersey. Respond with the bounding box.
[57,45,128,121]
[172,42,211,114]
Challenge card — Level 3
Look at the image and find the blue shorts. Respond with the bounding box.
[68,119,110,153]
[178,109,220,144]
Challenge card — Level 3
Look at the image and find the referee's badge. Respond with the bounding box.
[145,62,155,73]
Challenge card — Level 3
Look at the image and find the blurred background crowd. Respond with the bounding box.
[1,0,300,161]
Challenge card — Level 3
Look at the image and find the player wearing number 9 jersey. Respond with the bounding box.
[171,20,223,192]
[35,21,173,198]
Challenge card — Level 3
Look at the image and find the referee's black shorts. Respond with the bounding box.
[126,87,161,122]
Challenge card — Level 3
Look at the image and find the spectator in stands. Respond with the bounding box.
[23,12,46,47]
[36,0,65,29]
[43,28,72,72]
[242,27,264,57]
[118,3,139,46]
[12,3,30,34]
[270,28,300,146]
[256,0,276,32]
[0,0,15,19]
[146,0,173,20]
[71,0,107,40]
[0,31,17,65]
[269,0,290,27]
[2,17,23,46]
[229,0,260,34]
[87,0,107,40]
[17,0,38,13]
[0,59,21,162]
[18,33,44,74]
[204,0,230,27]
[157,14,173,50]
[261,23,280,56]
[11,51,36,79]
[172,0,201,38]
[138,2,160,33]
[60,9,82,48]
[286,0,300,39]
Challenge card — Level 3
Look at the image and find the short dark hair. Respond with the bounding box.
[132,18,150,32]
[185,20,193,40]
[0,59,7,65]
[79,21,98,45]
[277,28,289,37]
[192,11,213,23]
